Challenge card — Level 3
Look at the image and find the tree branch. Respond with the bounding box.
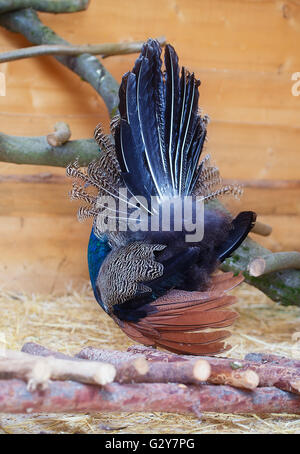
[24,343,259,391]
[1,343,300,415]
[221,238,300,306]
[1,379,299,415]
[204,200,300,306]
[251,220,272,237]
[129,345,300,394]
[0,350,116,390]
[0,8,120,116]
[0,38,166,63]
[245,352,300,369]
[0,132,99,166]
[248,252,300,277]
[0,0,90,14]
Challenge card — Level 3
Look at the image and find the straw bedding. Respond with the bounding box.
[0,282,299,434]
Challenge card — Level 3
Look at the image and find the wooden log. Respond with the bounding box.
[21,342,76,360]
[126,346,300,394]
[116,358,212,385]
[245,353,300,370]
[0,350,116,390]
[0,380,299,415]
[250,221,272,237]
[248,252,300,277]
[21,343,300,393]
[78,346,291,392]
[74,346,146,366]
[0,134,99,167]
[23,343,212,386]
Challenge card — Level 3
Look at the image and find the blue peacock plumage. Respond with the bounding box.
[67,39,256,355]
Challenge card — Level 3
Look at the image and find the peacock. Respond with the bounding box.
[67,39,256,355]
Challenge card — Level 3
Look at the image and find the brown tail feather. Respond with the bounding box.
[154,341,231,355]
[149,295,236,315]
[210,271,234,283]
[144,329,231,344]
[118,272,243,355]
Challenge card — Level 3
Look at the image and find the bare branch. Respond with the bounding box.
[251,220,272,237]
[79,345,300,395]
[0,350,116,390]
[22,343,212,386]
[248,252,300,277]
[245,352,300,369]
[0,0,90,14]
[0,132,99,166]
[0,37,166,63]
[0,379,299,415]
[0,8,119,116]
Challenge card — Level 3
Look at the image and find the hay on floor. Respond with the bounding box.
[0,282,299,434]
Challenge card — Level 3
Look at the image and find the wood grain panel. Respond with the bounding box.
[40,0,300,73]
[207,122,300,180]
[0,216,91,294]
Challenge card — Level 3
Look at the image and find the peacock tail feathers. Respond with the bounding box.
[66,39,243,241]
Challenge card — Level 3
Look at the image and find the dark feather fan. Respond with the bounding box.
[67,39,256,355]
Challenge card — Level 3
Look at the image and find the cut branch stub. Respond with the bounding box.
[47,122,71,147]
[248,252,300,277]
[251,220,272,237]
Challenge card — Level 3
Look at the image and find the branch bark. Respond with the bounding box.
[0,38,166,63]
[221,237,300,306]
[116,357,212,385]
[0,133,99,166]
[76,345,299,394]
[0,350,116,390]
[244,352,300,370]
[248,252,300,277]
[14,343,300,413]
[125,345,300,394]
[22,343,212,386]
[0,379,299,415]
[0,0,90,14]
[23,342,300,395]
[250,220,272,237]
[0,8,119,116]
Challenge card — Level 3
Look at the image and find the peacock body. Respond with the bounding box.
[67,39,256,355]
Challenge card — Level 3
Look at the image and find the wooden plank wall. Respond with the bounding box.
[0,0,299,293]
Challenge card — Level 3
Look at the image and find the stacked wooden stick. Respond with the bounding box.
[0,343,299,415]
